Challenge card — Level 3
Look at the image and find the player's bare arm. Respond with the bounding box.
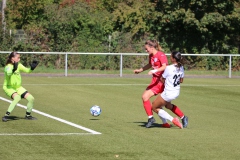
[134,64,151,74]
[180,78,184,83]
[160,76,165,83]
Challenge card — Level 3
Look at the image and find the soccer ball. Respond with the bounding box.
[90,105,101,117]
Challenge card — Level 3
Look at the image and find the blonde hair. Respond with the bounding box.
[145,40,163,51]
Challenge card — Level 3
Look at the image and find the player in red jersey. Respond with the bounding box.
[134,40,188,128]
[134,40,170,128]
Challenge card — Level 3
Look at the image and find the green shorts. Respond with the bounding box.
[4,86,27,98]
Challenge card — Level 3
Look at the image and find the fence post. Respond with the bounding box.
[65,53,68,77]
[229,55,232,78]
[120,54,123,77]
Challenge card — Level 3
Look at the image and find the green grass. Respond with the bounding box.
[0,76,240,160]
[1,67,239,76]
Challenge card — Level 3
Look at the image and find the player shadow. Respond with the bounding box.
[3,116,22,121]
[134,121,172,128]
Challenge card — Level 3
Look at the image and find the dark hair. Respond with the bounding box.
[171,51,182,68]
[145,40,163,51]
[6,51,19,65]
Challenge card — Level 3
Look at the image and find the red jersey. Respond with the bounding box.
[148,51,168,77]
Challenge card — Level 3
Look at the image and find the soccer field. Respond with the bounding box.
[0,76,239,160]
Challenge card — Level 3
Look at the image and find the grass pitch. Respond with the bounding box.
[0,76,239,160]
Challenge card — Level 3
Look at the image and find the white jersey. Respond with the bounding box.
[162,64,184,91]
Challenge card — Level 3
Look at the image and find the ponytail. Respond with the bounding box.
[145,40,163,51]
[171,51,183,68]
[6,51,18,65]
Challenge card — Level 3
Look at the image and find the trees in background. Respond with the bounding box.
[0,0,240,70]
[98,0,240,54]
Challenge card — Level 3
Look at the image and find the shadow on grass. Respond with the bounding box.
[89,119,100,120]
[134,121,172,128]
[3,116,23,121]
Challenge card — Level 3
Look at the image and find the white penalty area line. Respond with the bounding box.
[0,133,94,136]
[182,84,240,87]
[0,97,101,135]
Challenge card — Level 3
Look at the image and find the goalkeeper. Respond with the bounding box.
[2,51,39,122]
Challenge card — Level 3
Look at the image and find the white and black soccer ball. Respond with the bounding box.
[90,105,101,117]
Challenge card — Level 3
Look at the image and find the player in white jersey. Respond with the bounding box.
[161,57,184,102]
[151,51,188,129]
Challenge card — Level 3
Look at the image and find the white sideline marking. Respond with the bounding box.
[0,133,93,136]
[22,83,240,87]
[0,97,101,135]
[182,84,240,87]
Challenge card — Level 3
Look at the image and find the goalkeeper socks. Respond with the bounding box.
[5,111,10,116]
[26,94,35,113]
[143,100,153,116]
[26,112,31,117]
[7,94,21,113]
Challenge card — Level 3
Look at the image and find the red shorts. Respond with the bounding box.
[146,76,164,95]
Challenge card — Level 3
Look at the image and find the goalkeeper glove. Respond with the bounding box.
[30,60,39,70]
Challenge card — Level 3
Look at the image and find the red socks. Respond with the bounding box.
[143,100,153,116]
[143,101,184,119]
[171,104,184,119]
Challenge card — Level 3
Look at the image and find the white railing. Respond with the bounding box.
[0,51,240,78]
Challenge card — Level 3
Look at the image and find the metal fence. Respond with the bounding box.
[0,51,240,78]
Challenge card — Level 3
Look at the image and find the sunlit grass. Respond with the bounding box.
[0,77,239,159]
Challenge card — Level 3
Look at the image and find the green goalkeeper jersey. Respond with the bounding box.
[3,63,32,90]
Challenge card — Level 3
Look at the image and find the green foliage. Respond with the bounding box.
[151,0,240,54]
[40,1,115,69]
[1,0,240,70]
[5,0,46,29]
[111,0,152,36]
[0,30,14,66]
[43,2,113,53]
